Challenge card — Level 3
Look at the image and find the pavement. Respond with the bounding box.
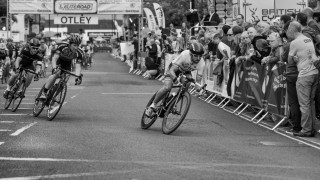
[0,53,319,180]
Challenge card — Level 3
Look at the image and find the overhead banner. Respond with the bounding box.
[54,0,97,14]
[153,3,165,28]
[54,15,98,25]
[143,8,157,31]
[98,0,142,14]
[9,0,54,14]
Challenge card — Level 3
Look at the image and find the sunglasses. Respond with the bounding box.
[31,46,39,50]
[191,54,202,58]
[227,34,233,36]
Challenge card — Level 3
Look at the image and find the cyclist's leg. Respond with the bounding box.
[44,70,60,91]
[35,61,42,74]
[151,76,173,107]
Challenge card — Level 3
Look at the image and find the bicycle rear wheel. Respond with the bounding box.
[162,91,191,135]
[11,82,26,112]
[141,93,158,129]
[33,85,45,117]
[47,83,67,121]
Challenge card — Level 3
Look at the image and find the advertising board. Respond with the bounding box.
[54,0,97,14]
[9,0,54,14]
[98,0,142,14]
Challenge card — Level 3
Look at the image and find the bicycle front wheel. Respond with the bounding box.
[33,85,45,117]
[141,93,158,129]
[11,83,26,112]
[47,84,67,121]
[162,91,191,135]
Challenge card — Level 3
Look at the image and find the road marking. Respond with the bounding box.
[10,122,37,136]
[0,142,4,146]
[102,93,154,95]
[82,72,128,75]
[0,114,28,116]
[29,88,41,90]
[70,94,79,99]
[0,121,15,123]
[0,129,11,132]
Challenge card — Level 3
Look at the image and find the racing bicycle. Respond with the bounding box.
[141,74,193,135]
[4,66,37,112]
[33,66,83,121]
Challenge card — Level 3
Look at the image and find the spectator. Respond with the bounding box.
[144,56,159,79]
[171,32,180,60]
[288,21,318,137]
[243,22,254,31]
[221,25,231,45]
[212,33,231,85]
[169,23,177,37]
[281,21,301,134]
[208,5,221,26]
[262,32,282,67]
[132,34,138,61]
[201,8,211,26]
[247,27,257,41]
[155,26,162,37]
[155,40,162,65]
[251,22,271,64]
[302,7,320,34]
[236,14,245,30]
[147,39,158,64]
[280,15,292,28]
[236,31,253,65]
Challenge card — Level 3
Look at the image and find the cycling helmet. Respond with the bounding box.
[7,38,13,43]
[0,43,6,49]
[189,42,204,56]
[29,38,40,48]
[69,34,82,45]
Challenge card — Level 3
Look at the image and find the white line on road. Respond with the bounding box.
[102,93,154,95]
[0,142,4,146]
[10,122,37,136]
[0,121,15,123]
[0,129,11,132]
[70,94,79,99]
[0,114,28,116]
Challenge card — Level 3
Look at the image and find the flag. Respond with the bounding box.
[143,8,157,31]
[153,3,165,28]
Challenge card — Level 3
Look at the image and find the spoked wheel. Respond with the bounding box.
[141,93,158,129]
[47,84,67,121]
[4,89,14,110]
[33,85,46,117]
[11,83,26,112]
[162,91,191,135]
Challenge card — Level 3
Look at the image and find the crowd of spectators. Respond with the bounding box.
[127,6,320,137]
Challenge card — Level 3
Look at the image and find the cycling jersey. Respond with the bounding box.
[6,44,18,59]
[55,43,84,71]
[168,50,205,77]
[0,49,8,60]
[19,46,42,71]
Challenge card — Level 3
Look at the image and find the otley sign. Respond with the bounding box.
[54,15,98,25]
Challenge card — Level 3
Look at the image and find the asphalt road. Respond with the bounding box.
[0,53,320,180]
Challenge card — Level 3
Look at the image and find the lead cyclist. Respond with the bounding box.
[145,41,206,117]
[39,34,84,100]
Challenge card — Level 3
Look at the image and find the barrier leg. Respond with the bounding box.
[205,93,214,102]
[207,94,217,104]
[271,117,287,131]
[217,98,227,107]
[232,103,244,114]
[236,104,250,116]
[250,109,264,122]
[220,99,230,109]
[155,74,162,79]
[254,112,269,124]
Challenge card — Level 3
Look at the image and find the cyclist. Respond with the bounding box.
[34,39,48,80]
[145,42,206,117]
[0,43,10,78]
[6,38,18,61]
[3,38,41,99]
[39,34,83,100]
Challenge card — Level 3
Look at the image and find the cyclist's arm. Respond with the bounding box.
[15,56,22,69]
[168,63,180,82]
[52,53,60,69]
